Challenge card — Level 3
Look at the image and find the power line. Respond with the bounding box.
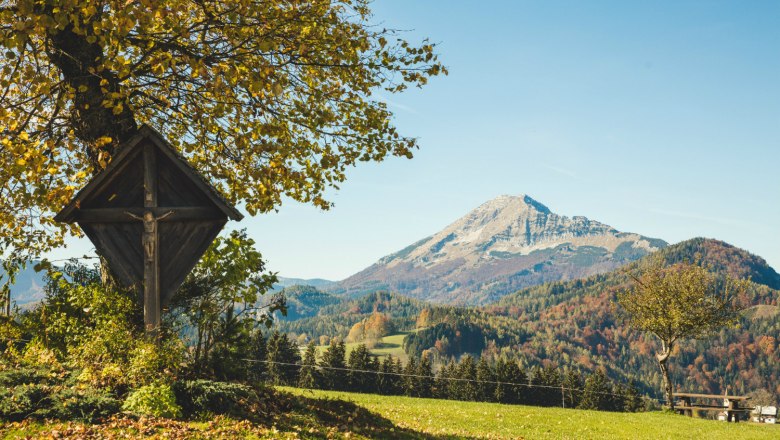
[243,357,661,402]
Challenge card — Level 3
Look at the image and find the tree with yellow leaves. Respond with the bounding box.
[617,260,749,410]
[0,0,445,308]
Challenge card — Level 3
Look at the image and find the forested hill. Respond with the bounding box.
[476,237,780,399]
[277,238,780,401]
[275,290,428,338]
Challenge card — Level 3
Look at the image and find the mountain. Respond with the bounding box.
[275,285,342,320]
[0,262,47,310]
[335,194,667,304]
[273,277,335,291]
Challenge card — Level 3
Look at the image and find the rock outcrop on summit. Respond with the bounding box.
[334,194,667,304]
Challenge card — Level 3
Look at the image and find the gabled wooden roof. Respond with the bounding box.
[55,124,242,222]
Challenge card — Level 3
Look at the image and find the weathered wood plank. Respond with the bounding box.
[72,207,224,223]
[143,142,158,208]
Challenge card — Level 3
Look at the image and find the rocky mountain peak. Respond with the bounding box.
[339,194,667,304]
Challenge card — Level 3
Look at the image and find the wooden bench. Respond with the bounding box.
[673,393,751,423]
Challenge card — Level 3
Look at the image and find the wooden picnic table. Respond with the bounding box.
[673,392,751,422]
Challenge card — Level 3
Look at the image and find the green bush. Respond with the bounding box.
[122,383,182,418]
[0,369,120,423]
[173,380,261,419]
[47,387,121,422]
[0,383,51,422]
[0,367,57,387]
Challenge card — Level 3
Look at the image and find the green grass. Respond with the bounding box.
[313,331,412,361]
[280,387,779,439]
[4,387,777,439]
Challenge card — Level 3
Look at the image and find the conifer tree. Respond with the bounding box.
[347,344,376,392]
[402,357,418,397]
[579,369,613,411]
[562,368,584,409]
[435,360,456,399]
[298,341,319,389]
[621,381,645,412]
[394,357,405,393]
[504,360,527,404]
[475,357,496,402]
[319,339,347,391]
[266,331,301,386]
[416,354,434,398]
[379,355,400,395]
[455,355,478,401]
[247,330,267,383]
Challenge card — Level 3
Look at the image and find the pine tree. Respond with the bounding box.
[402,357,418,397]
[538,365,562,407]
[394,357,405,395]
[505,360,527,404]
[435,360,455,399]
[379,355,399,395]
[347,344,376,392]
[527,366,543,406]
[319,339,347,390]
[622,381,645,412]
[298,340,319,389]
[455,355,478,401]
[579,368,613,411]
[247,330,267,383]
[417,354,434,398]
[562,368,584,409]
[476,357,496,402]
[266,331,301,386]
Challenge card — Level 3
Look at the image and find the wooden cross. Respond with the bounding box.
[74,145,220,332]
[55,125,243,335]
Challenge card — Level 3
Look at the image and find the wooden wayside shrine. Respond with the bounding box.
[55,125,243,333]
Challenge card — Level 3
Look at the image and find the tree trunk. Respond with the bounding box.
[657,343,674,410]
[2,290,9,317]
[45,19,138,168]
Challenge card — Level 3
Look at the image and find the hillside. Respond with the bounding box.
[276,290,426,338]
[282,238,780,401]
[334,194,667,305]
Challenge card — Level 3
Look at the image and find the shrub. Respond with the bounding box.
[0,366,57,387]
[173,380,261,419]
[0,383,51,421]
[122,383,182,418]
[0,368,120,423]
[47,386,120,422]
[127,336,185,386]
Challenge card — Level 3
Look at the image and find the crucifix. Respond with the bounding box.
[55,125,243,335]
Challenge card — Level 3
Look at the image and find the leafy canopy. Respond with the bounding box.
[618,260,748,349]
[0,0,446,259]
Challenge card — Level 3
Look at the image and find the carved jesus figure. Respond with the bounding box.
[125,210,174,262]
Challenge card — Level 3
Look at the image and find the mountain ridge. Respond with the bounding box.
[334,194,668,304]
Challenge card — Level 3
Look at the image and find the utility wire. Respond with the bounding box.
[243,357,662,402]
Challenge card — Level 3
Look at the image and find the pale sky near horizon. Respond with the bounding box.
[51,1,780,280]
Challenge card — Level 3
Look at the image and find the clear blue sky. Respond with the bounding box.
[53,1,780,280]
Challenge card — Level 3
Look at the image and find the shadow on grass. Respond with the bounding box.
[277,390,476,440]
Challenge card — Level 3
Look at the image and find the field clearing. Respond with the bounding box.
[281,387,779,439]
[313,331,411,361]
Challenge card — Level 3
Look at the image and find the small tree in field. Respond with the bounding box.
[617,260,748,410]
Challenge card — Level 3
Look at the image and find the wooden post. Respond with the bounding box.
[143,144,160,335]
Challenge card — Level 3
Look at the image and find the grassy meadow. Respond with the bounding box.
[2,386,778,439]
[312,331,412,361]
[280,387,778,440]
